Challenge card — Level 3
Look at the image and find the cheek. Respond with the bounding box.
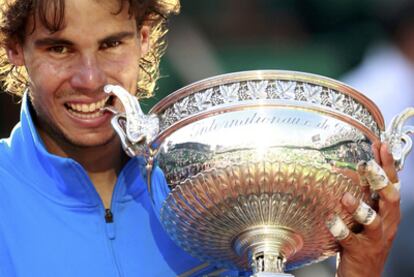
[26,61,69,118]
[29,89,55,126]
[103,52,140,84]
[27,59,72,96]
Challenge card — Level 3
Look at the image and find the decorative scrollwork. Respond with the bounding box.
[275,80,296,100]
[219,83,240,103]
[246,81,269,100]
[302,83,323,105]
[159,79,380,136]
[193,88,214,110]
[172,97,190,118]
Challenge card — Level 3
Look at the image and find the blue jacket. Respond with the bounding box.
[0,95,232,277]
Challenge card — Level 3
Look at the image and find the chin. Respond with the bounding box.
[64,132,119,149]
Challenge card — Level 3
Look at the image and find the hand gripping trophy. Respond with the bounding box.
[103,70,413,277]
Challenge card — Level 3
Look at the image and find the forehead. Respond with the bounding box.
[28,0,136,39]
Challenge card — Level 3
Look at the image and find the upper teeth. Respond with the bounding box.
[67,96,109,113]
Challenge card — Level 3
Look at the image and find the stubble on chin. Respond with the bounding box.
[30,104,117,156]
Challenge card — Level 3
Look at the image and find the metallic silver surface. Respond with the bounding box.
[104,84,159,154]
[151,70,384,138]
[382,107,414,170]
[110,70,414,276]
[159,161,364,272]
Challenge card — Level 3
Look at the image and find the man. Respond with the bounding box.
[0,0,401,276]
[0,0,206,276]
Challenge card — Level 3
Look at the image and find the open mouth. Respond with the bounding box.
[64,95,115,119]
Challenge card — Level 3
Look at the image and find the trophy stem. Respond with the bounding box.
[233,226,302,277]
[250,252,293,277]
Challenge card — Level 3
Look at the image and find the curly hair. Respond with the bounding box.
[0,0,180,98]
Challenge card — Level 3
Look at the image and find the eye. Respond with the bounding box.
[100,40,121,50]
[47,45,69,54]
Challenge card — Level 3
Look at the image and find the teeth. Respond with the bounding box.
[81,104,88,113]
[67,96,109,113]
[68,108,102,119]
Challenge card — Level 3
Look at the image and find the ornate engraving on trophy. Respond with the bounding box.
[159,78,380,137]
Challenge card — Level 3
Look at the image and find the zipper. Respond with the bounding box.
[103,176,123,276]
[105,209,113,223]
[105,208,116,240]
[100,158,140,276]
[70,152,135,277]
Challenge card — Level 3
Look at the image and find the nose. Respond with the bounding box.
[70,54,106,92]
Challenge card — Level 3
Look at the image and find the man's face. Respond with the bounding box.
[9,0,149,150]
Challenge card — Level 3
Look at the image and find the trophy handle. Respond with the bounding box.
[107,113,151,158]
[104,85,160,145]
[381,107,414,171]
[103,85,160,192]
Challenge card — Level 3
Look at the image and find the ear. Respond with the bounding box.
[139,25,150,57]
[6,39,25,66]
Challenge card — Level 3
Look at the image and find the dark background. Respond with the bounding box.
[0,0,392,138]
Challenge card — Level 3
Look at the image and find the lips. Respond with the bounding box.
[65,96,111,119]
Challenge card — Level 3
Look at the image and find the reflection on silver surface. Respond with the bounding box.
[156,107,372,191]
[111,70,414,276]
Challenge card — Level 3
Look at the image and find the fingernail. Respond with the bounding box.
[342,192,357,207]
[357,160,368,170]
[326,215,350,240]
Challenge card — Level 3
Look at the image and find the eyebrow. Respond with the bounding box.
[34,31,137,47]
[34,37,73,48]
[98,31,136,45]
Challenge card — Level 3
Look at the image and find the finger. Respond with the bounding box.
[380,198,401,241]
[379,144,398,183]
[356,161,370,187]
[337,230,359,250]
[375,145,401,203]
[360,155,400,203]
[353,200,377,226]
[394,181,401,192]
[326,214,360,250]
[371,141,381,165]
[377,181,400,204]
[362,160,389,191]
[326,214,351,241]
[377,183,401,233]
[341,193,382,238]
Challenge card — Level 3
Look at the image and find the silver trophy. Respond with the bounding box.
[104,70,414,277]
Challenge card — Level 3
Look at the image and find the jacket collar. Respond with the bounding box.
[11,92,147,207]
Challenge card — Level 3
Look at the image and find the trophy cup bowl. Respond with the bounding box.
[105,70,414,276]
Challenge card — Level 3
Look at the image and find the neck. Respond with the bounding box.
[41,132,126,172]
[38,129,128,208]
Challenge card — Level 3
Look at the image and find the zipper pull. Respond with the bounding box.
[105,209,114,223]
[104,209,116,240]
